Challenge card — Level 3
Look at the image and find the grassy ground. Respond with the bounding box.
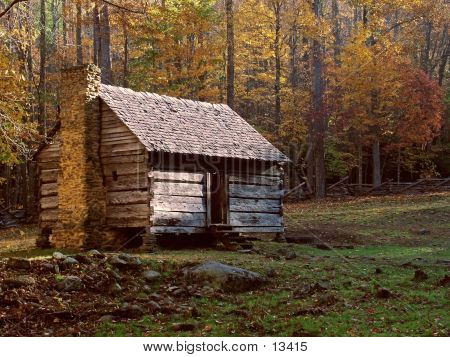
[1,193,449,336]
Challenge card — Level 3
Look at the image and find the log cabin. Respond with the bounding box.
[35,65,289,249]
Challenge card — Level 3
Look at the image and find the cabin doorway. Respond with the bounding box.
[206,170,228,226]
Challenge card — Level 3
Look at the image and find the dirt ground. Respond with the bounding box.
[0,193,449,336]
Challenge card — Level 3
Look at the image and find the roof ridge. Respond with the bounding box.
[100,83,227,110]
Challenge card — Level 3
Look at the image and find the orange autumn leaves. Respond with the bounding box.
[331,31,443,155]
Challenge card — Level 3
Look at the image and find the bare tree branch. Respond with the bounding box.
[101,0,144,14]
[0,0,28,19]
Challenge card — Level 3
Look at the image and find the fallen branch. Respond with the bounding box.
[284,182,306,198]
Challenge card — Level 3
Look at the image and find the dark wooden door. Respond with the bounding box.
[206,170,228,226]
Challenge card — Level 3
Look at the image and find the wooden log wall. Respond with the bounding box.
[228,166,284,233]
[36,136,60,229]
[149,170,207,234]
[101,105,149,228]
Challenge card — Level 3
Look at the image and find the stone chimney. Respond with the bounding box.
[52,64,106,249]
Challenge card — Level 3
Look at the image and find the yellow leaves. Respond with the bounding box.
[0,41,36,164]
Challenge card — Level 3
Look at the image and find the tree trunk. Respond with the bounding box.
[123,25,129,87]
[26,0,34,119]
[62,0,67,47]
[438,25,448,86]
[38,0,46,134]
[397,148,401,184]
[288,20,299,89]
[225,0,235,109]
[50,0,57,54]
[99,4,112,83]
[306,139,314,195]
[357,136,363,188]
[75,2,83,65]
[93,3,100,65]
[331,0,341,63]
[312,0,326,198]
[273,0,282,129]
[421,21,432,76]
[76,1,83,65]
[372,141,381,186]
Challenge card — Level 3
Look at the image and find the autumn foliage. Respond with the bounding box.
[0,0,448,186]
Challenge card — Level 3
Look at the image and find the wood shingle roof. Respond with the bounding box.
[99,84,289,162]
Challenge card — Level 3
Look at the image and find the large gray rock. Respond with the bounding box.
[57,276,84,291]
[182,261,264,292]
[143,270,161,282]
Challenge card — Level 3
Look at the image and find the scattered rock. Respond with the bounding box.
[41,263,55,272]
[108,256,129,269]
[315,243,332,250]
[172,288,185,297]
[87,249,104,258]
[148,301,161,311]
[277,248,298,260]
[142,285,152,293]
[293,283,312,298]
[117,303,144,318]
[375,268,382,274]
[61,257,79,266]
[313,281,329,291]
[376,288,391,299]
[413,269,428,282]
[6,258,32,271]
[52,252,67,260]
[57,276,84,291]
[149,293,161,300]
[118,253,142,267]
[143,270,161,282]
[99,315,114,323]
[3,275,36,288]
[172,322,197,332]
[182,261,264,292]
[109,282,123,295]
[106,268,122,281]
